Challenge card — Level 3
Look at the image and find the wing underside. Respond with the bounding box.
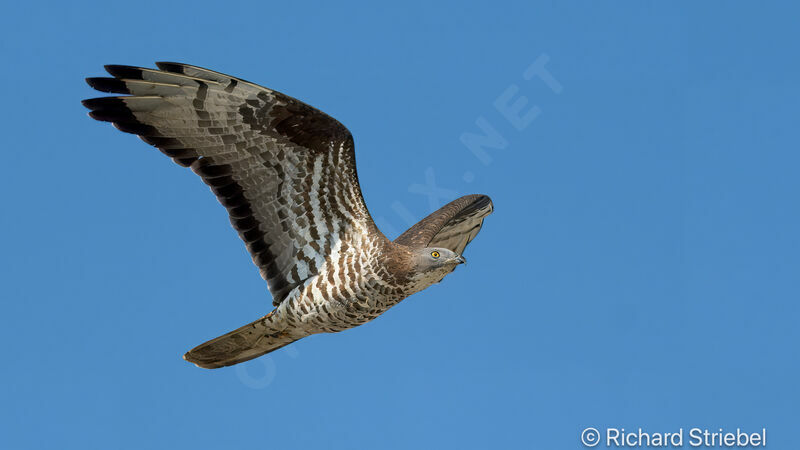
[83,62,376,305]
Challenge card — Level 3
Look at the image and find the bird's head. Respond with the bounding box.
[412,247,466,273]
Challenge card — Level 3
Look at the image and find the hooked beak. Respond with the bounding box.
[453,255,467,265]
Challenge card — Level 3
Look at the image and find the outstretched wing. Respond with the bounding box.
[394,194,493,256]
[83,62,378,306]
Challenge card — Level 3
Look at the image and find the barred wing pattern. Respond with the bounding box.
[394,194,493,256]
[82,63,377,305]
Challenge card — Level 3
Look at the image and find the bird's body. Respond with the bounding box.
[83,62,493,368]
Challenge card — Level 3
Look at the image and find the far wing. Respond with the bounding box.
[394,194,493,255]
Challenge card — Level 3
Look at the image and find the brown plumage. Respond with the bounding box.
[83,62,493,368]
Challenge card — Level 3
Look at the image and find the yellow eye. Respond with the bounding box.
[431,251,440,258]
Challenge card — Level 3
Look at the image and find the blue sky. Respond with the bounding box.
[2,1,799,449]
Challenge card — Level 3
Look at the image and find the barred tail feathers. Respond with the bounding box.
[184,312,300,369]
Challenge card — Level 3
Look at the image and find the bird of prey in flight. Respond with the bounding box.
[82,62,493,368]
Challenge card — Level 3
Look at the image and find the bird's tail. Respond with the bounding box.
[184,312,300,369]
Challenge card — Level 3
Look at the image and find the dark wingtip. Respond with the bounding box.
[81,97,128,111]
[86,77,130,94]
[82,98,142,131]
[113,121,159,135]
[155,61,186,74]
[104,64,146,80]
[81,96,125,111]
[465,194,493,215]
[480,194,493,210]
[87,109,119,122]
